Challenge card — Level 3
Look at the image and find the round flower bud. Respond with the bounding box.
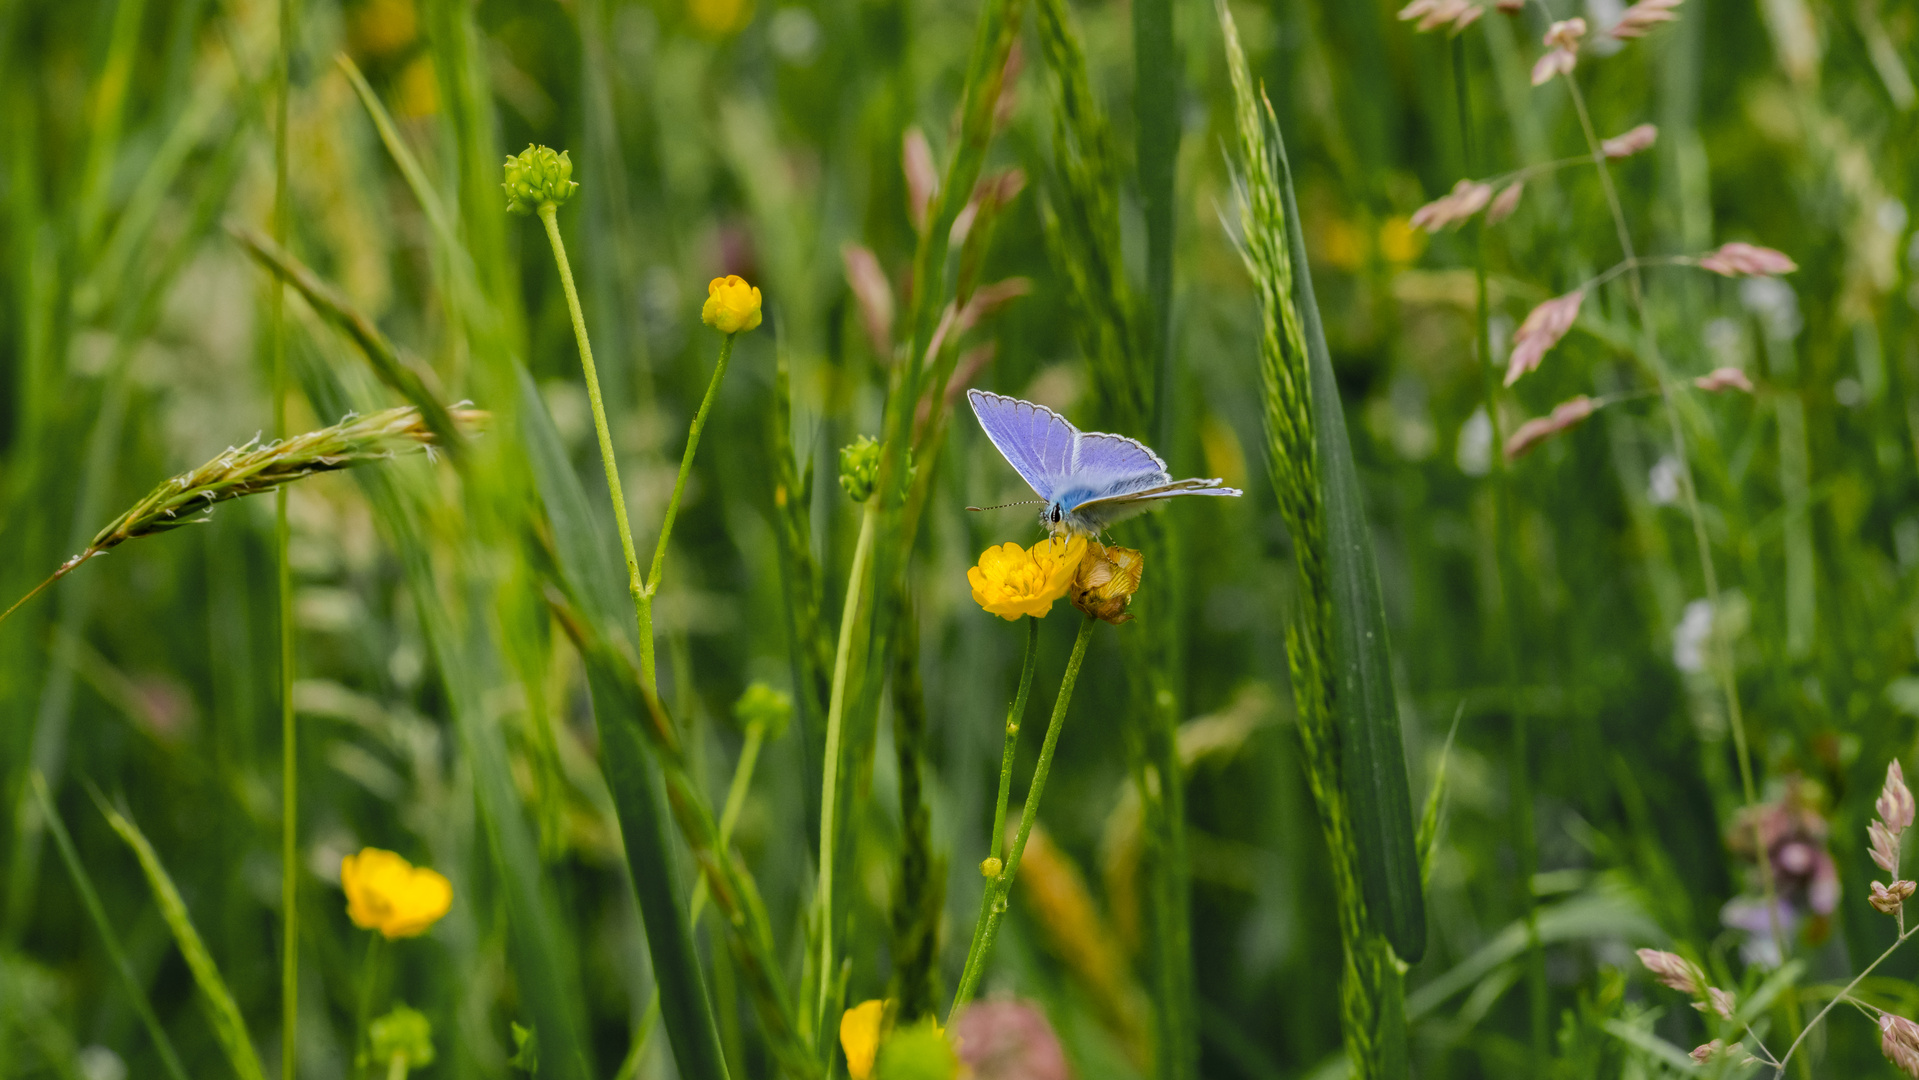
[702,274,763,334]
[502,145,578,214]
[840,435,882,502]
[733,681,794,741]
[980,856,1003,879]
[368,1005,435,1070]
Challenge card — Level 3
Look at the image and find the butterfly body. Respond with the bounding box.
[967,389,1242,537]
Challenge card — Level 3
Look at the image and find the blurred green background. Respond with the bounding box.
[3,0,1918,1075]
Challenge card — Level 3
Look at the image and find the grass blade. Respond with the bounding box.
[516,365,734,1080]
[32,774,191,1080]
[92,789,268,1080]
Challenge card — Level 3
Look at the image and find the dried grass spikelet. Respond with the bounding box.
[1530,18,1586,85]
[1613,0,1682,40]
[3,405,479,625]
[1870,880,1916,914]
[1881,762,1915,832]
[1410,179,1493,233]
[1601,123,1659,159]
[1698,242,1798,277]
[1885,1014,1919,1079]
[1397,0,1482,33]
[1634,948,1704,996]
[1505,396,1597,460]
[1698,986,1736,1020]
[841,242,895,355]
[1504,290,1584,385]
[1015,823,1152,1069]
[1693,367,1755,393]
[1691,1040,1756,1066]
[903,127,938,234]
[1486,182,1525,225]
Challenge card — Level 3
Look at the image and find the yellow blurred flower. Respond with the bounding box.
[1070,542,1143,625]
[701,275,763,334]
[341,848,452,939]
[690,0,753,34]
[1378,216,1427,265]
[967,536,1087,621]
[840,999,886,1080]
[394,55,438,120]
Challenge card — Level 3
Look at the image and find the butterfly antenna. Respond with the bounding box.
[965,499,1044,512]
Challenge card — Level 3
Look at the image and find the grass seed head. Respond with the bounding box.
[1505,291,1585,386]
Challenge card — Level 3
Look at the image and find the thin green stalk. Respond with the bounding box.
[1559,69,1795,1042]
[538,201,649,651]
[956,617,1041,974]
[1452,33,1545,1065]
[639,332,738,691]
[815,499,880,1029]
[948,616,1098,1018]
[354,935,385,1080]
[272,0,296,1066]
[1774,925,1917,1073]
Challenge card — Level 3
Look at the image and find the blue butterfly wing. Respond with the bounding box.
[968,390,1078,501]
[1069,432,1171,498]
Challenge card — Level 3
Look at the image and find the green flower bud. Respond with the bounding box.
[840,435,882,502]
[503,145,578,214]
[875,1020,958,1080]
[369,1005,435,1071]
[733,681,794,740]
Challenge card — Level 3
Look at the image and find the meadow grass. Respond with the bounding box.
[4,0,1919,1078]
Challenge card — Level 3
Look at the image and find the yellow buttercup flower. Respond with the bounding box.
[702,275,763,334]
[840,999,887,1080]
[341,848,453,939]
[967,536,1087,621]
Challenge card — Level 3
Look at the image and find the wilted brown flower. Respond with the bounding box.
[1871,880,1916,915]
[1613,0,1682,40]
[1071,543,1144,625]
[1601,123,1659,159]
[1504,290,1584,386]
[1504,396,1596,461]
[1635,948,1703,996]
[1698,242,1797,277]
[1411,179,1494,232]
[1884,1014,1919,1078]
[1487,182,1525,224]
[952,1000,1074,1080]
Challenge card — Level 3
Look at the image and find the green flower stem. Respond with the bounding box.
[690,718,766,925]
[953,615,1041,999]
[354,935,385,1080]
[537,201,649,661]
[948,615,1098,1020]
[814,498,880,1031]
[638,331,738,691]
[272,0,296,1065]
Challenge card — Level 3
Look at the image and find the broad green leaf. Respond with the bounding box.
[1272,132,1427,963]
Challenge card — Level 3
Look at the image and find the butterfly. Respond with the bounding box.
[967,389,1242,537]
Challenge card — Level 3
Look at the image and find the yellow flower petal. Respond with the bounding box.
[967,537,1087,620]
[341,848,454,940]
[701,275,763,334]
[839,999,886,1080]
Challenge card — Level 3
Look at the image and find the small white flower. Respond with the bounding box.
[1648,454,1682,506]
[1673,598,1713,673]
